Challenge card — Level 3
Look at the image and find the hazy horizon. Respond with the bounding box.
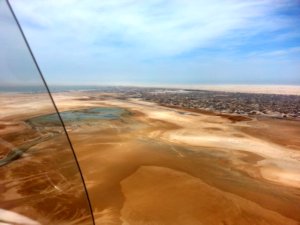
[2,83,300,96]
[2,83,300,87]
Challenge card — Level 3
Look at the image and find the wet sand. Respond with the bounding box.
[1,92,300,224]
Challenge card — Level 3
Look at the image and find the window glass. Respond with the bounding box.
[0,1,94,224]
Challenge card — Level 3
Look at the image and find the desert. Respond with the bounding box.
[1,89,300,225]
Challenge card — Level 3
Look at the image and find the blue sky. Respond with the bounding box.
[7,0,300,85]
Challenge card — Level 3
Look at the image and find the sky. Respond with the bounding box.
[3,0,300,85]
[0,0,43,86]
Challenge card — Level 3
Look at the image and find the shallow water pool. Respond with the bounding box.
[27,107,127,126]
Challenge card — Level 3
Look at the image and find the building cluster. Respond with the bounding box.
[100,86,300,119]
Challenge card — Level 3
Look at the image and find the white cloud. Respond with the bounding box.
[11,0,295,56]
[7,0,300,85]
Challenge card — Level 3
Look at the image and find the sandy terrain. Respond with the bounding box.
[52,92,300,224]
[93,97,300,187]
[1,92,300,224]
[0,93,94,224]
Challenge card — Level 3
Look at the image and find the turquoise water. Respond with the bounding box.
[27,107,127,126]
